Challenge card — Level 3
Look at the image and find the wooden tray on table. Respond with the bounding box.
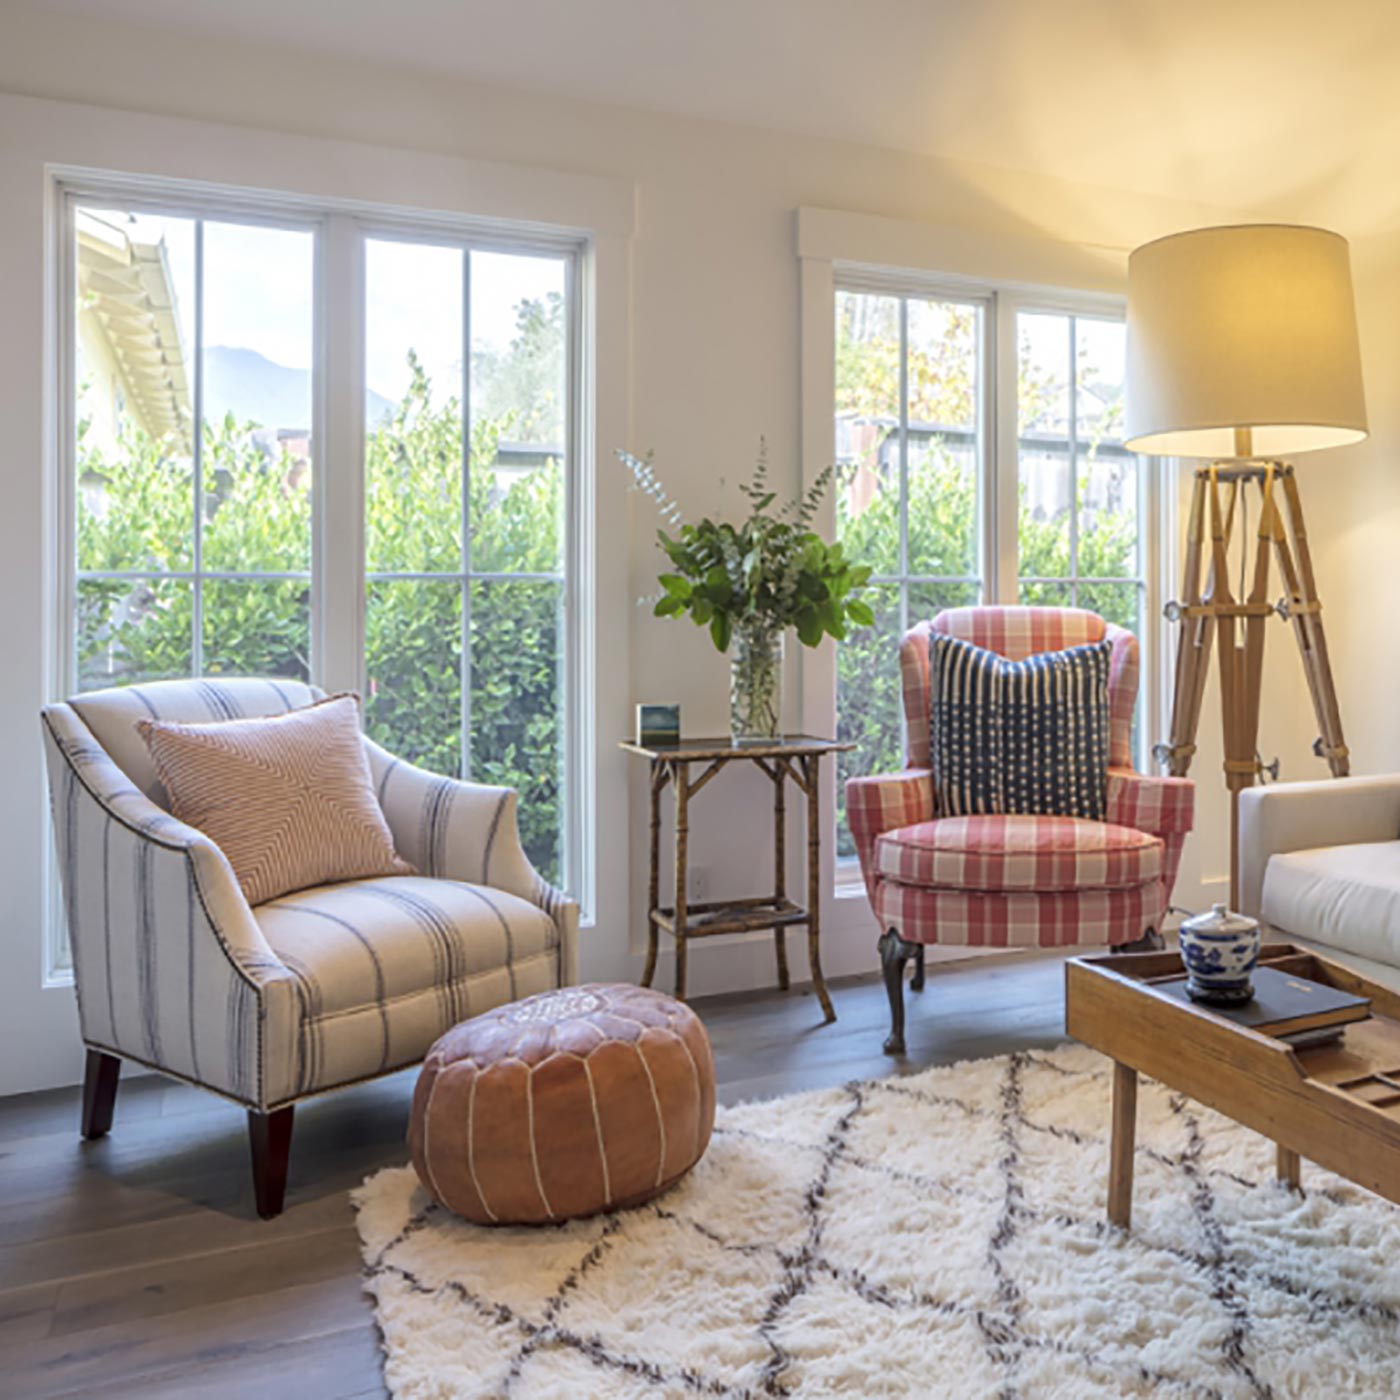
[1065,942,1400,1229]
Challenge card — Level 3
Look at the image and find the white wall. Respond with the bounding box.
[0,7,1362,1091]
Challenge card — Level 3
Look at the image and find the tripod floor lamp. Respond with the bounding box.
[1124,224,1369,907]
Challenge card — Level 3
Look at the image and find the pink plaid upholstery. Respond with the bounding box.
[873,881,1167,950]
[873,816,1162,893]
[851,604,1193,948]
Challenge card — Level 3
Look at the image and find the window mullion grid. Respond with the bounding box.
[1067,314,1079,608]
[192,219,205,674]
[897,297,910,641]
[459,249,473,782]
[992,296,1020,605]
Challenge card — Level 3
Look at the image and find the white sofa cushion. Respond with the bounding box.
[1261,840,1400,968]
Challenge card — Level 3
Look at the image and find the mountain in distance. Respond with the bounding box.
[203,345,394,431]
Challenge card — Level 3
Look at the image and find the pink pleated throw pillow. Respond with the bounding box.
[137,693,414,906]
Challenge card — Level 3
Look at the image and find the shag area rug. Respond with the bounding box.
[353,1044,1400,1399]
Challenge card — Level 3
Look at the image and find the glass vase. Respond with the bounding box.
[729,621,784,743]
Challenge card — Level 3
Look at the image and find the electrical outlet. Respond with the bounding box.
[689,864,711,903]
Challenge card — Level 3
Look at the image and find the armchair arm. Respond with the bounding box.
[845,768,934,902]
[1239,776,1400,920]
[41,705,299,1109]
[365,740,579,985]
[1105,768,1194,906]
[1105,768,1194,836]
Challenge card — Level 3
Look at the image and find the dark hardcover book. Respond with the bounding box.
[1155,965,1371,1036]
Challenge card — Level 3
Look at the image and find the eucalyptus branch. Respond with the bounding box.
[616,443,874,653]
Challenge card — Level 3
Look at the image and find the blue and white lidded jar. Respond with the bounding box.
[1178,903,1262,1005]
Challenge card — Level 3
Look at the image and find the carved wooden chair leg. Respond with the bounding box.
[879,928,918,1055]
[248,1106,296,1220]
[80,1049,121,1140]
[910,941,926,992]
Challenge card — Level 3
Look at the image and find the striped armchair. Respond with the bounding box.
[41,678,578,1217]
[846,607,1193,1054]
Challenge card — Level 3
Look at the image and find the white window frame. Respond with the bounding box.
[51,174,592,978]
[798,213,1167,922]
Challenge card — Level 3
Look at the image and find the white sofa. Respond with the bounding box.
[1239,775,1400,989]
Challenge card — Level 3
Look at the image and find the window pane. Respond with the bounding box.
[1078,450,1139,580]
[75,207,195,574]
[1019,579,1075,609]
[835,291,900,578]
[908,579,980,622]
[200,420,313,576]
[1077,580,1142,637]
[907,299,980,577]
[1018,311,1072,581]
[364,579,463,776]
[202,579,310,680]
[836,582,902,859]
[77,577,193,690]
[201,222,314,573]
[365,240,464,574]
[469,252,566,575]
[470,578,564,884]
[1075,318,1127,446]
[1018,445,1073,581]
[1076,321,1137,581]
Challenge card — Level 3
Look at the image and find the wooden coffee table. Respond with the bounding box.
[1066,943,1400,1229]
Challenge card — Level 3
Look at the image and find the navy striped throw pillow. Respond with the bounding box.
[928,633,1112,820]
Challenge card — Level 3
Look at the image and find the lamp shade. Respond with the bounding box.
[1124,224,1367,459]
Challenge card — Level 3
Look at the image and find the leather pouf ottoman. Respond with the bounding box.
[408,983,715,1224]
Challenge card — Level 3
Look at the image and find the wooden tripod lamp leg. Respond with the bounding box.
[1164,471,1213,778]
[1275,471,1350,778]
[1163,461,1349,912]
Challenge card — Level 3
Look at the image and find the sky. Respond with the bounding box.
[88,206,561,414]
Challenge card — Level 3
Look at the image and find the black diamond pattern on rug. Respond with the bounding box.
[355,1044,1400,1399]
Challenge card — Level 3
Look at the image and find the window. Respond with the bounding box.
[363,240,568,882]
[61,189,581,976]
[1016,311,1142,635]
[833,285,1150,856]
[74,207,314,691]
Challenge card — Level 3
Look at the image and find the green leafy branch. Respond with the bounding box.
[618,443,873,652]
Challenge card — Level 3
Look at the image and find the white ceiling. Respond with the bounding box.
[11,0,1400,226]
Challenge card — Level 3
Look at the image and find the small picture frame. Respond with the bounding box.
[636,703,681,747]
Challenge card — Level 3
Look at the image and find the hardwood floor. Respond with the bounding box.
[0,951,1071,1398]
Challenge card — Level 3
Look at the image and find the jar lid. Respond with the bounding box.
[1181,902,1258,936]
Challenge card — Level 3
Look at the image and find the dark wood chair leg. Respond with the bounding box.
[879,928,917,1055]
[910,941,926,993]
[81,1049,121,1139]
[248,1106,295,1219]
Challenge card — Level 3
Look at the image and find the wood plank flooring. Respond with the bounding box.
[0,951,1071,1398]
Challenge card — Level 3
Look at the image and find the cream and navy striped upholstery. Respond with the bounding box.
[41,678,580,1111]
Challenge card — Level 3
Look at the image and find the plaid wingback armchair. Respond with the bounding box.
[41,677,578,1217]
[847,606,1193,1053]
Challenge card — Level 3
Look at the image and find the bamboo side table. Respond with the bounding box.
[619,735,853,1022]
